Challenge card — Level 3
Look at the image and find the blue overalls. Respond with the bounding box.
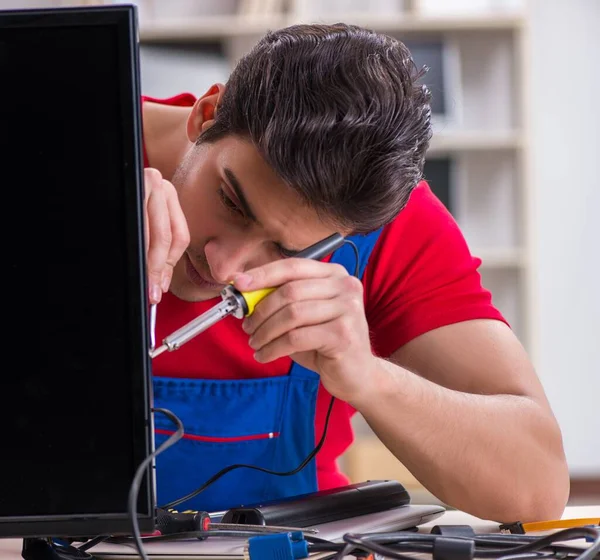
[152,229,383,512]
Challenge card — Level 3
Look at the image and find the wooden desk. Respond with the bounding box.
[1,505,598,559]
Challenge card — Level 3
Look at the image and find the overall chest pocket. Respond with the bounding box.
[152,376,293,512]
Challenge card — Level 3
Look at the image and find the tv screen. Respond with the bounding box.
[0,5,154,537]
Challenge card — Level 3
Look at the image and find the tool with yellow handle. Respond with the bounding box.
[500,517,600,534]
[231,286,276,317]
[149,233,345,358]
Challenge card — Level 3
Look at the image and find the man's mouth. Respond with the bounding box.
[183,252,223,290]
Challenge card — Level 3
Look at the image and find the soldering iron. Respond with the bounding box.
[149,233,346,358]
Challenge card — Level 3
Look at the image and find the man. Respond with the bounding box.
[142,23,568,521]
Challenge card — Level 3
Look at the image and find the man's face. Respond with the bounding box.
[169,135,342,302]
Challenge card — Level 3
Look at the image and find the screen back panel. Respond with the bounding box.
[0,5,154,537]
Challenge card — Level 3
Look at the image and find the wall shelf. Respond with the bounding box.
[477,247,525,269]
[139,15,286,43]
[138,13,525,44]
[290,13,525,32]
[428,130,523,154]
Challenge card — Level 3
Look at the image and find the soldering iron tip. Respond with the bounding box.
[149,344,168,359]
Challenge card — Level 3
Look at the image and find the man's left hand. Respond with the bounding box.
[233,259,377,404]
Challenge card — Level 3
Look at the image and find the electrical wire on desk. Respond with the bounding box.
[77,535,109,552]
[99,524,600,560]
[329,526,600,560]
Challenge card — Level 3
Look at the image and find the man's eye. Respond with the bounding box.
[218,187,244,217]
[276,245,298,259]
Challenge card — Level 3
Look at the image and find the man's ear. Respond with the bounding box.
[186,83,226,142]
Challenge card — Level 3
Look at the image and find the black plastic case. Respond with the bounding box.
[220,480,410,527]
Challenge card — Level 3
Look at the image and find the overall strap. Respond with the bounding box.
[328,228,384,278]
[289,227,384,380]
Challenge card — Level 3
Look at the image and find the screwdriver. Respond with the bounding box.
[155,508,318,539]
[149,233,345,359]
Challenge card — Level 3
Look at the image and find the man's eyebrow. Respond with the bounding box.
[223,167,260,225]
[223,167,300,254]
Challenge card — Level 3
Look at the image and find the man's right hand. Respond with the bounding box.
[144,168,190,304]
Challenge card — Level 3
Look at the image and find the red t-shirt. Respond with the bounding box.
[143,94,507,489]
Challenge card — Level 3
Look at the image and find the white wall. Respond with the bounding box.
[528,0,600,476]
[139,45,230,99]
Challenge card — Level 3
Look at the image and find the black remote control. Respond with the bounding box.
[220,480,410,527]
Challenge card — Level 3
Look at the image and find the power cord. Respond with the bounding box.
[330,527,600,560]
[343,239,360,277]
[128,407,184,560]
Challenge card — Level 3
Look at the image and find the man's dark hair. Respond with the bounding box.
[200,23,432,234]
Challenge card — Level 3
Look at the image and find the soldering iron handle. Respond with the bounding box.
[294,233,345,260]
[230,234,345,320]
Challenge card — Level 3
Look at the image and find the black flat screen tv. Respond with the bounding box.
[0,4,154,538]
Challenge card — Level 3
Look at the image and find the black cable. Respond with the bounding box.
[76,535,109,552]
[337,527,600,560]
[161,395,335,509]
[338,535,416,560]
[490,527,599,559]
[497,553,555,560]
[496,527,600,560]
[129,407,184,560]
[343,239,360,277]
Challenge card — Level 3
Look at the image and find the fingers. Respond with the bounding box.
[243,277,344,334]
[162,185,191,291]
[245,275,364,363]
[144,168,190,303]
[253,315,357,363]
[146,179,171,302]
[247,298,347,352]
[234,257,348,292]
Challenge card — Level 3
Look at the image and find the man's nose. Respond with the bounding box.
[205,239,269,284]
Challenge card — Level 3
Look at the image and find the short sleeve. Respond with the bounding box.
[363,182,508,358]
[141,93,197,167]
